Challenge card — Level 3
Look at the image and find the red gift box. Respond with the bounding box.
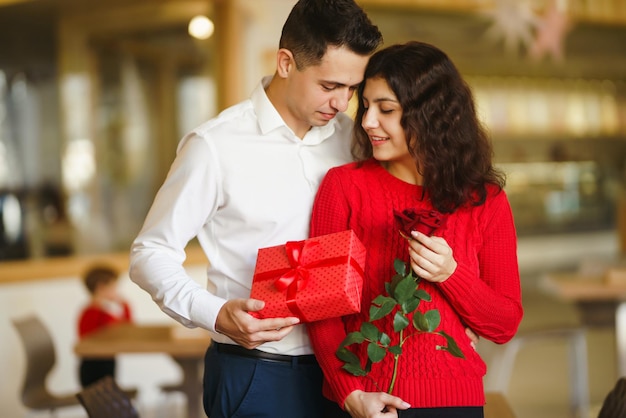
[250,230,366,323]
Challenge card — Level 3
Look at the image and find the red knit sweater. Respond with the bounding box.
[78,302,132,338]
[307,159,523,409]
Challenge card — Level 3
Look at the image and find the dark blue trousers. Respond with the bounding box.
[203,344,328,418]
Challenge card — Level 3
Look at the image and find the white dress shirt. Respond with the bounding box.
[129,77,353,355]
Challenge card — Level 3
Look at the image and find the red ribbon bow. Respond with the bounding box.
[273,240,314,293]
[271,240,322,320]
[253,238,363,321]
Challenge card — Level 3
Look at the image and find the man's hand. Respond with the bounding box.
[215,298,300,349]
[344,390,410,418]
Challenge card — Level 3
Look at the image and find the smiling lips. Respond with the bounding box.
[370,135,389,145]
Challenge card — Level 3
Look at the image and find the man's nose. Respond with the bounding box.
[330,89,353,113]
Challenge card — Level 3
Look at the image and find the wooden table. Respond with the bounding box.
[74,323,212,418]
[541,272,626,377]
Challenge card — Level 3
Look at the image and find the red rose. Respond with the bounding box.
[393,209,446,239]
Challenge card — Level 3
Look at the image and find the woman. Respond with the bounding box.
[307,41,523,418]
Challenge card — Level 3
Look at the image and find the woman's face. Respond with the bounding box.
[360,77,412,167]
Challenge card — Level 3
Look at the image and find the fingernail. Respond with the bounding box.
[402,402,411,408]
[411,231,419,237]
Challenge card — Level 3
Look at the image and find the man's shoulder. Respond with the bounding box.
[332,112,355,135]
[193,99,255,137]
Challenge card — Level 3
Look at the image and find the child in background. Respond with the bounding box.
[77,264,133,387]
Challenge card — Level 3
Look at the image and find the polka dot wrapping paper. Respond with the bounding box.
[250,230,366,323]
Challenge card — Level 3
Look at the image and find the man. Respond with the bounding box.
[129,1,384,417]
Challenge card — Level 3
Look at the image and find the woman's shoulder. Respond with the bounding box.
[327,159,378,177]
[465,183,511,220]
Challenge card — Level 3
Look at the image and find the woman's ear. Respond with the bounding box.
[276,48,295,78]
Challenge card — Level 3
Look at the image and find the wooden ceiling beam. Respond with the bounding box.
[0,0,37,6]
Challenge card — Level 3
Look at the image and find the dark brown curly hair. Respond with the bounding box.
[352,41,505,213]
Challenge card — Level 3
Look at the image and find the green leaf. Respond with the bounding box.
[412,310,429,332]
[361,322,380,341]
[424,310,441,332]
[393,311,410,332]
[387,273,404,296]
[393,275,418,305]
[372,295,390,305]
[394,258,407,275]
[414,288,431,302]
[336,346,360,364]
[367,342,386,363]
[401,296,420,314]
[437,331,465,359]
[388,345,402,355]
[342,362,368,376]
[339,331,365,347]
[370,297,396,321]
[379,332,391,347]
[364,358,372,373]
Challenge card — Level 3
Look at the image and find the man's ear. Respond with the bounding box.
[276,48,295,78]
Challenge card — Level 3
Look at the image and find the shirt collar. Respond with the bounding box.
[251,76,337,144]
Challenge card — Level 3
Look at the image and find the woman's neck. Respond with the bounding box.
[383,160,423,185]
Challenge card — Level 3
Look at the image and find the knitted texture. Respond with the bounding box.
[307,159,523,408]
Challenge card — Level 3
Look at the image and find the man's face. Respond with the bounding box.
[283,45,370,137]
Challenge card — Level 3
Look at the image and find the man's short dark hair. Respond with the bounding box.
[279,0,383,69]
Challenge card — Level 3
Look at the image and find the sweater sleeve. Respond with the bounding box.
[438,190,523,344]
[307,169,367,407]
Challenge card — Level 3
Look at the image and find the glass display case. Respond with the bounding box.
[499,159,618,235]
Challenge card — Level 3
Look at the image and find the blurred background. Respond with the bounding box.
[0,0,625,417]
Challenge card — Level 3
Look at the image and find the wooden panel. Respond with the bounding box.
[0,245,207,284]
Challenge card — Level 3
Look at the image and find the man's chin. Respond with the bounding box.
[312,116,333,126]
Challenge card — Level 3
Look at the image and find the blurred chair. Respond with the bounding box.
[11,314,81,415]
[485,327,590,418]
[77,375,139,418]
[598,377,626,418]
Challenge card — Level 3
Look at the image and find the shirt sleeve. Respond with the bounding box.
[129,134,227,332]
[308,169,366,408]
[438,190,523,344]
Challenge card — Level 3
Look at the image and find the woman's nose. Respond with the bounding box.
[361,109,378,129]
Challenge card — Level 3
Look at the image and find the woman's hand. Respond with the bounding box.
[408,231,457,283]
[344,390,410,418]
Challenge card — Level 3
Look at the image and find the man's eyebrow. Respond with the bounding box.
[320,80,361,89]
